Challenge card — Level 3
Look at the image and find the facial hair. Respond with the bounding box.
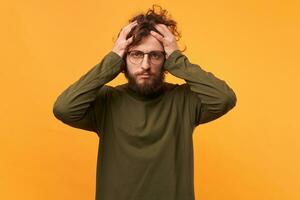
[124,69,166,96]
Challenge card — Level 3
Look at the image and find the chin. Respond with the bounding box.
[125,70,165,96]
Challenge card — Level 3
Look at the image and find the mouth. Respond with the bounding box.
[138,74,151,79]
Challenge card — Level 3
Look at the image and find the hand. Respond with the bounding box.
[150,24,179,59]
[112,21,138,58]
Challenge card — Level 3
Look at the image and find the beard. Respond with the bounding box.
[124,69,166,96]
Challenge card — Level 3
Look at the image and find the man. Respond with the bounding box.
[53,5,237,200]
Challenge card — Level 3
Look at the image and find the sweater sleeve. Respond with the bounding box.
[163,50,237,126]
[52,51,125,135]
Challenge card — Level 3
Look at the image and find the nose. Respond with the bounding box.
[140,54,151,70]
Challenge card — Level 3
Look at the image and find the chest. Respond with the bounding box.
[107,95,184,139]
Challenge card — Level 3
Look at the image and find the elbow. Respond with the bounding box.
[223,89,237,111]
[52,99,70,122]
[53,103,62,120]
[228,88,237,106]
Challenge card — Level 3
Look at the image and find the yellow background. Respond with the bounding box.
[1,0,299,199]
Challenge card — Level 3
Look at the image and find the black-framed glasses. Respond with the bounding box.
[127,50,166,65]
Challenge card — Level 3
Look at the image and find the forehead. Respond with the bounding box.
[129,35,164,52]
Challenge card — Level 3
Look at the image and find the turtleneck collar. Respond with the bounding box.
[124,83,166,101]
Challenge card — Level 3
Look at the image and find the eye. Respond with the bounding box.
[130,51,143,58]
[150,52,163,59]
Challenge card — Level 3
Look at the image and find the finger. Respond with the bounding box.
[121,22,138,37]
[123,20,138,32]
[155,24,173,37]
[153,25,166,37]
[126,20,138,29]
[150,30,164,42]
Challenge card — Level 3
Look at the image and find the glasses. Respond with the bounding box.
[127,50,166,65]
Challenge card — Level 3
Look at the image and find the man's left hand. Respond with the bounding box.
[150,24,179,59]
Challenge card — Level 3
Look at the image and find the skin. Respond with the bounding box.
[150,24,179,59]
[112,21,179,95]
[124,34,166,95]
[125,35,164,87]
[112,21,138,58]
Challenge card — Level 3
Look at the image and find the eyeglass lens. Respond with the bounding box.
[128,50,165,64]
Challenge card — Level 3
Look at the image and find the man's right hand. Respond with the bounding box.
[112,20,138,58]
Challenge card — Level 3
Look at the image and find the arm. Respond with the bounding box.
[163,50,237,126]
[52,51,125,134]
[53,21,138,135]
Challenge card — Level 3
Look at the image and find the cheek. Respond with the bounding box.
[125,60,136,74]
[126,67,135,75]
[152,65,163,74]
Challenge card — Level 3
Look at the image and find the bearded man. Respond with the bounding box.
[53,5,237,200]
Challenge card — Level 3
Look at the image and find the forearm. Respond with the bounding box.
[53,51,124,125]
[164,50,237,124]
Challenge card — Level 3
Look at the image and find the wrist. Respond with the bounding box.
[166,49,179,59]
[112,49,124,58]
[166,49,178,59]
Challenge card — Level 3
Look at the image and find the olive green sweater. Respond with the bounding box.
[53,50,237,200]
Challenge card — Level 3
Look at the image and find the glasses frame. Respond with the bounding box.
[126,50,166,65]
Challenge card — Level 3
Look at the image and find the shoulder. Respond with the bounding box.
[164,83,199,103]
[160,82,192,99]
[100,83,128,98]
[96,85,114,96]
[164,82,190,94]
